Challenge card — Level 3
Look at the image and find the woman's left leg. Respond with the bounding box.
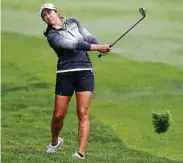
[75,91,92,156]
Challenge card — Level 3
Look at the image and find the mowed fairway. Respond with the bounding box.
[2,0,183,163]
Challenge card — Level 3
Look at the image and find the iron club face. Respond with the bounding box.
[139,8,146,18]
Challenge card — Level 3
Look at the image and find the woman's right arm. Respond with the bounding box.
[48,31,111,53]
[48,31,90,50]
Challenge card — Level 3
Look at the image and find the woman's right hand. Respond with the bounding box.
[90,44,111,53]
[98,44,111,53]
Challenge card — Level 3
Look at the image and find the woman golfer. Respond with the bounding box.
[39,3,111,160]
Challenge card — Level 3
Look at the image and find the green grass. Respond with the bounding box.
[2,0,183,162]
[2,32,183,163]
[2,0,183,67]
[2,0,183,21]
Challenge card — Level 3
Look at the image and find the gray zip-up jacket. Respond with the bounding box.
[44,18,99,73]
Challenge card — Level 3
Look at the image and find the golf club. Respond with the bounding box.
[98,8,146,58]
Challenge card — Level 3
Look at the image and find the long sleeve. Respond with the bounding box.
[75,19,99,44]
[48,31,91,51]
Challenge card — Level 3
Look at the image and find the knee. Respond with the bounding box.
[53,109,67,120]
[77,107,89,122]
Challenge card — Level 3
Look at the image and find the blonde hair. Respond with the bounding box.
[57,11,64,19]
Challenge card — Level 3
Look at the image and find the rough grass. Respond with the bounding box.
[2,32,183,162]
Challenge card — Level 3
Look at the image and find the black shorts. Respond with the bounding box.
[55,70,94,96]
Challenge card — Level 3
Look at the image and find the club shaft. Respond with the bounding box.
[98,16,145,58]
[110,17,144,47]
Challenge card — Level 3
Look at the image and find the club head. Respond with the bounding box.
[139,8,146,18]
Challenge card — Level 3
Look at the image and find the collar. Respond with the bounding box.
[44,18,66,37]
[52,18,66,29]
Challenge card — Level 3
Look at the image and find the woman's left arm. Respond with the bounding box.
[75,19,99,44]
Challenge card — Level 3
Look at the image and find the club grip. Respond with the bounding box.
[98,54,102,58]
[98,45,112,58]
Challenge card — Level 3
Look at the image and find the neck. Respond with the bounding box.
[53,18,64,29]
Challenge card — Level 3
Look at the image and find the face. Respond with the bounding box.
[42,9,60,25]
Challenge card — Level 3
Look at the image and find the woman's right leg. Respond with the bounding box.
[51,72,75,145]
[51,95,72,145]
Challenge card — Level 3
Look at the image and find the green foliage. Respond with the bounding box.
[152,111,171,134]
